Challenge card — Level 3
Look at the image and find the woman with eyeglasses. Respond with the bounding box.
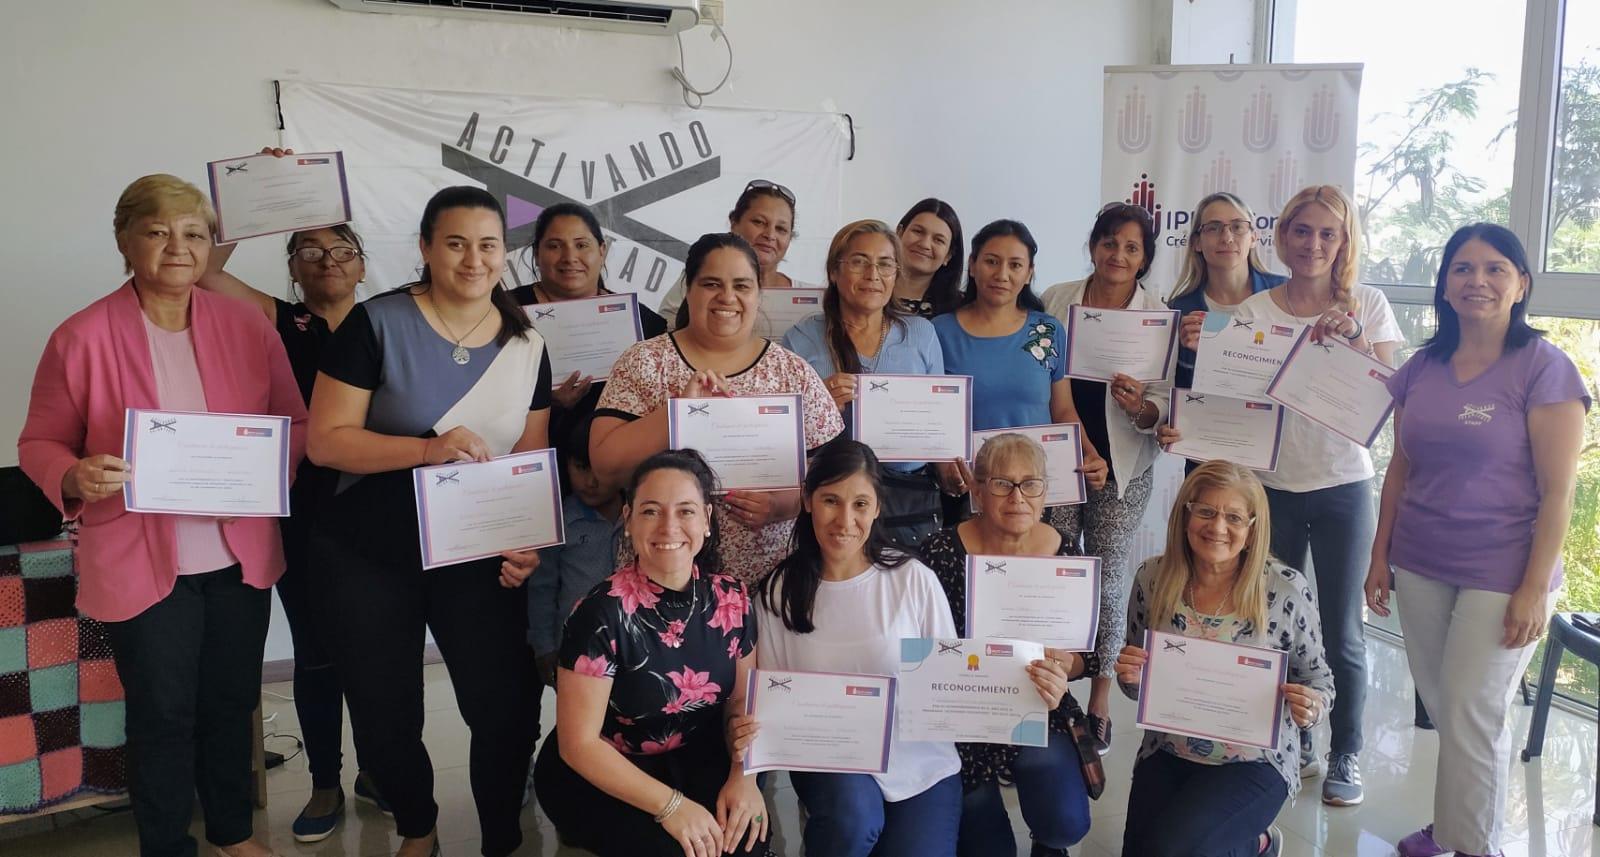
[917,433,1099,857]
[1115,461,1332,857]
[782,220,946,549]
[1167,192,1286,393]
[893,198,965,319]
[1166,185,1400,807]
[659,180,814,328]
[1039,203,1173,756]
[195,146,385,841]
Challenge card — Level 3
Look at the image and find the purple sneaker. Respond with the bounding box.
[1396,825,1447,857]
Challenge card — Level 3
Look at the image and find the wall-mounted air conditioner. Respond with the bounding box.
[325,0,701,36]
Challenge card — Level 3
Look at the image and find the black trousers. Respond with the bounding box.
[534,728,765,857]
[312,530,540,857]
[104,565,270,857]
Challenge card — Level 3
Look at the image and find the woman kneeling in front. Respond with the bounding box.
[1116,461,1333,857]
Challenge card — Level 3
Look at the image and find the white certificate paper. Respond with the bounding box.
[122,409,291,517]
[1190,312,1304,399]
[206,151,351,244]
[852,374,973,462]
[527,293,644,382]
[668,395,806,491]
[758,288,827,340]
[1064,306,1179,382]
[412,449,566,570]
[1167,390,1286,471]
[965,555,1101,651]
[897,637,1048,747]
[742,670,896,775]
[1135,630,1288,750]
[970,423,1086,507]
[1265,330,1397,448]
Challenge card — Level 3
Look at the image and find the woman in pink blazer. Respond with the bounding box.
[18,174,305,857]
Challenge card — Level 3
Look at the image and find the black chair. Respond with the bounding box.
[1520,613,1600,826]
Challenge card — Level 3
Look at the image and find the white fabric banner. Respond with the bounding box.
[1100,64,1362,296]
[279,81,850,310]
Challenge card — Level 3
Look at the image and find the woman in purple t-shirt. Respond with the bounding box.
[1365,224,1589,857]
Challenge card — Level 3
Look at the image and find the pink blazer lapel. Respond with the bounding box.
[107,280,160,413]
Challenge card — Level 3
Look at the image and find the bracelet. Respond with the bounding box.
[1127,399,1154,428]
[1342,316,1364,342]
[654,789,684,824]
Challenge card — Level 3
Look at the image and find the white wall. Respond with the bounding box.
[1,0,1155,660]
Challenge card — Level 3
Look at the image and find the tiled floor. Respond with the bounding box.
[3,637,1596,856]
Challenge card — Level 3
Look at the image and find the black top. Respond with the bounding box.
[1070,378,1115,484]
[273,298,333,405]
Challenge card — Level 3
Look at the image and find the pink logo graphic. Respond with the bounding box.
[1056,567,1087,578]
[1242,87,1279,153]
[1141,318,1169,327]
[792,296,819,305]
[1269,151,1302,212]
[296,157,330,165]
[758,405,790,414]
[1245,402,1273,411]
[1125,173,1162,239]
[1271,324,1294,336]
[1115,86,1153,153]
[1368,370,1390,382]
[1039,432,1071,442]
[844,686,881,697]
[235,426,273,437]
[1179,87,1213,153]
[984,643,1015,657]
[1303,86,1340,153]
[931,385,960,394]
[1237,656,1273,669]
[511,462,544,475]
[1202,152,1237,195]
[598,302,627,313]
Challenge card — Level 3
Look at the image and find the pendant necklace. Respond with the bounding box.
[429,293,495,365]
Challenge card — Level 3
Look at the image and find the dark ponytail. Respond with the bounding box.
[416,185,531,347]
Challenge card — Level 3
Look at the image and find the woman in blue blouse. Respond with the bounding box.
[930,220,1107,500]
[783,219,947,548]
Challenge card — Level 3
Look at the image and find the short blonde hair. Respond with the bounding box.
[972,433,1048,481]
[113,174,216,273]
[1274,185,1361,311]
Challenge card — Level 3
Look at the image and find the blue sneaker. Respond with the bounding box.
[291,789,345,843]
[354,771,393,817]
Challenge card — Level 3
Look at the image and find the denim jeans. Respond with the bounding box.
[1123,751,1287,857]
[957,737,1092,856]
[1265,479,1376,756]
[788,771,962,857]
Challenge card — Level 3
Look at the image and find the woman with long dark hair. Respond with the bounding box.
[894,198,964,318]
[741,440,962,856]
[307,186,549,857]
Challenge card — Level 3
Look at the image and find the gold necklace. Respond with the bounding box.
[427,292,495,365]
[1186,579,1236,617]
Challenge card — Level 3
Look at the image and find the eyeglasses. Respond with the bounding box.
[1199,220,1253,238]
[744,179,796,207]
[840,256,901,278]
[985,477,1046,498]
[1185,501,1255,529]
[1099,202,1154,224]
[291,246,362,264]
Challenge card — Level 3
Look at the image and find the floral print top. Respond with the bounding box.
[560,562,758,756]
[596,334,845,584]
[1120,557,1336,802]
[919,526,1104,789]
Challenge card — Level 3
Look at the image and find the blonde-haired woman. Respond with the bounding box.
[1171,184,1398,804]
[782,220,946,548]
[19,174,306,857]
[1168,192,1286,393]
[1115,462,1333,857]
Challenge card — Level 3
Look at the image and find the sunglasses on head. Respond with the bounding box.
[1099,202,1154,224]
[745,179,796,207]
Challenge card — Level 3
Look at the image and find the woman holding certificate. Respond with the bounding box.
[918,434,1098,857]
[1040,203,1173,755]
[1171,185,1400,805]
[591,233,843,585]
[743,439,961,856]
[307,186,550,857]
[533,450,766,857]
[892,198,965,319]
[18,174,306,857]
[658,180,815,327]
[782,220,946,549]
[1364,225,1588,857]
[1115,461,1333,857]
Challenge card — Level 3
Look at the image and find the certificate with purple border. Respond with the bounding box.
[527,292,644,382]
[412,449,565,570]
[668,395,805,492]
[1167,389,1286,472]
[1063,306,1179,382]
[1264,328,1396,448]
[742,669,896,775]
[206,151,352,244]
[971,422,1085,507]
[852,374,973,462]
[757,288,827,340]
[122,409,291,517]
[1135,630,1287,751]
[965,554,1100,651]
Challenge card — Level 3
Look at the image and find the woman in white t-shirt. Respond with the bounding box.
[740,440,967,857]
[1166,185,1400,809]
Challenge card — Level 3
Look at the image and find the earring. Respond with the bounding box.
[704,530,711,538]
